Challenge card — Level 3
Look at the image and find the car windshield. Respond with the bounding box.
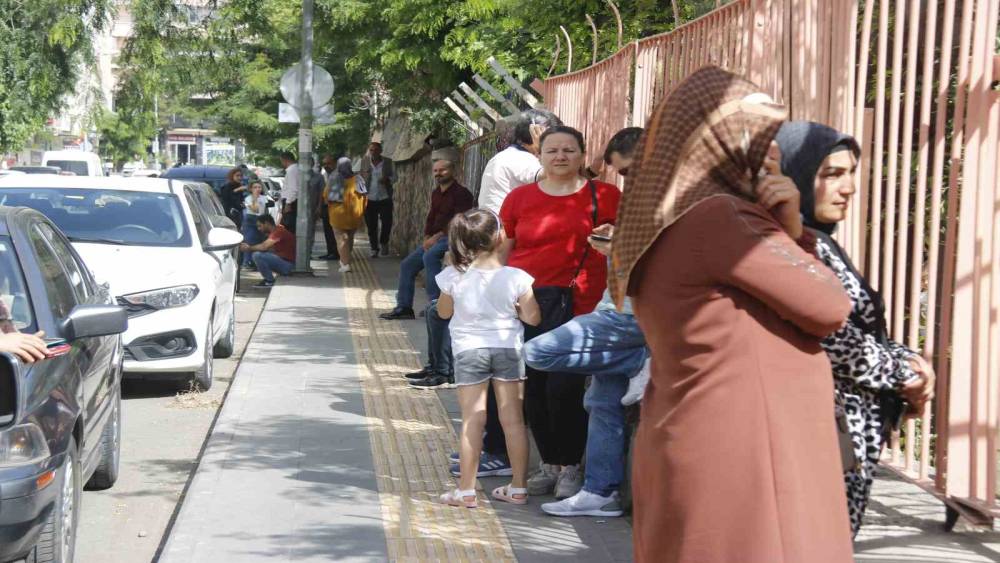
[46,160,89,176]
[0,189,192,247]
[0,237,34,333]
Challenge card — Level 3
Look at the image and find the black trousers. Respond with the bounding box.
[483,386,508,459]
[281,202,297,234]
[523,366,588,466]
[319,204,338,258]
[364,199,393,250]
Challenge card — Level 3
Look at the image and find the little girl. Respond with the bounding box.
[436,209,540,508]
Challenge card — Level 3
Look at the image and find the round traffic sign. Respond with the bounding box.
[280,63,334,109]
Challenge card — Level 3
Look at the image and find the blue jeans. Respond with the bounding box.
[523,309,648,497]
[253,251,293,283]
[425,300,452,376]
[395,236,449,309]
[242,215,265,266]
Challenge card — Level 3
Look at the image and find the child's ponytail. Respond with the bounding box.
[447,209,502,272]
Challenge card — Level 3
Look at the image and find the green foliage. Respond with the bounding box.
[0,0,111,151]
[95,108,149,169]
[113,0,722,158]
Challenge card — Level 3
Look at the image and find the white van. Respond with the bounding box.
[41,150,106,176]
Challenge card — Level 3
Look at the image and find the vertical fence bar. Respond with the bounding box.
[911,0,940,482]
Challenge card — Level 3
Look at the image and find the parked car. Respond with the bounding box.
[0,170,25,179]
[41,151,105,177]
[0,176,243,390]
[8,166,63,175]
[0,207,127,563]
[160,165,234,195]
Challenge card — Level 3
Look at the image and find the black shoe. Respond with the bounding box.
[409,374,455,389]
[405,367,435,380]
[370,249,379,258]
[380,307,415,320]
[254,280,274,288]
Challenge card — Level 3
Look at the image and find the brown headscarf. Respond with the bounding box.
[609,66,787,307]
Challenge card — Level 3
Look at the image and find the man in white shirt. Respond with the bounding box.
[359,142,396,258]
[477,108,562,213]
[279,151,300,233]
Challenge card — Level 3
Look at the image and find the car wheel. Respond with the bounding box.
[26,436,81,563]
[212,300,236,359]
[85,378,121,490]
[192,321,214,391]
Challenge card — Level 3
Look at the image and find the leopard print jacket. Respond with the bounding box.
[814,235,918,537]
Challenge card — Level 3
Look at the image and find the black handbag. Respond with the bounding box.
[525,180,598,340]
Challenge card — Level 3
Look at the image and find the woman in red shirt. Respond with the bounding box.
[499,126,621,498]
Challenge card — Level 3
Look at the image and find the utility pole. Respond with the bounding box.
[294,0,314,273]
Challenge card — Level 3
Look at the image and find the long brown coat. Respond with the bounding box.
[631,195,855,563]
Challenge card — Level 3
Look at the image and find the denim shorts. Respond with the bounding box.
[453,348,526,386]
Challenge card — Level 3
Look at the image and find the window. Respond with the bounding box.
[27,227,78,320]
[184,189,210,243]
[36,223,89,303]
[0,188,191,247]
[0,237,35,333]
[45,160,89,176]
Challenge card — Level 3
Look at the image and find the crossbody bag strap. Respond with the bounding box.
[569,180,599,288]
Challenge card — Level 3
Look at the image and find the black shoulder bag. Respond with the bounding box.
[525,180,598,341]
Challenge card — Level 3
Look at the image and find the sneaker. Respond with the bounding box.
[541,490,623,517]
[380,307,415,320]
[370,248,380,258]
[449,452,513,477]
[405,367,435,380]
[622,357,651,406]
[408,374,454,389]
[338,263,352,273]
[448,451,460,463]
[555,464,583,499]
[253,280,274,288]
[527,463,560,496]
[380,248,389,257]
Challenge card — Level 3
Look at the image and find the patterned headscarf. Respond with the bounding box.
[609,66,787,307]
[328,157,367,203]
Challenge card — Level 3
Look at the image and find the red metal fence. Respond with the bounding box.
[537,0,1000,525]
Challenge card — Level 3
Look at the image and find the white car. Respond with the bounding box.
[0,175,243,389]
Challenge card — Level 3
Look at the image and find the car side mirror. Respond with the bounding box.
[62,305,128,341]
[204,227,243,252]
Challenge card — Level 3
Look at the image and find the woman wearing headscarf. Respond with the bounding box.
[324,157,367,273]
[775,121,935,537]
[610,67,855,562]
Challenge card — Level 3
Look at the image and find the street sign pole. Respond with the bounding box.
[294,0,315,273]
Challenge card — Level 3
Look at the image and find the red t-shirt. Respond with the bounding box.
[500,181,621,316]
[268,225,296,262]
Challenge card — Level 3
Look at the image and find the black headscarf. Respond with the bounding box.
[774,121,861,235]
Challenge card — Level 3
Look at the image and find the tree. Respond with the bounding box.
[0,0,111,152]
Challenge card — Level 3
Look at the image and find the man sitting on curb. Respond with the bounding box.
[240,214,296,288]
[380,158,473,320]
[523,127,651,518]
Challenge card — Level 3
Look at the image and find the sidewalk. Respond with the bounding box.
[159,246,1000,563]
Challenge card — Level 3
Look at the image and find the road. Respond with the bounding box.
[74,276,268,563]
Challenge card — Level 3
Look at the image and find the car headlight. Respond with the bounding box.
[0,423,50,467]
[120,285,200,311]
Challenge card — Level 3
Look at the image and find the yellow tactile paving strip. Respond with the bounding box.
[341,251,517,562]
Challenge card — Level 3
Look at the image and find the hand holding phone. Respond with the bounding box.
[588,224,615,256]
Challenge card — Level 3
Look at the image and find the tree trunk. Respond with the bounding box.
[671,0,681,27]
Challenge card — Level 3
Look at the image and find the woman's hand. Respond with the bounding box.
[588,224,614,257]
[0,331,48,364]
[902,355,936,415]
[755,142,803,240]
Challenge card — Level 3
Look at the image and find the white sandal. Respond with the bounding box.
[439,488,478,508]
[491,484,528,505]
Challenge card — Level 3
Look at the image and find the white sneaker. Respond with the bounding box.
[527,463,559,495]
[338,263,352,273]
[542,490,623,517]
[622,357,651,406]
[554,464,583,499]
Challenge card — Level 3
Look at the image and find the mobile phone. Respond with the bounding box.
[44,338,67,348]
[44,342,71,358]
[588,234,612,242]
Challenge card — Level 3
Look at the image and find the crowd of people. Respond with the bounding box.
[204,65,940,561]
[372,66,937,562]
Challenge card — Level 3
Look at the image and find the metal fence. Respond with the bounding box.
[531,0,1000,525]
